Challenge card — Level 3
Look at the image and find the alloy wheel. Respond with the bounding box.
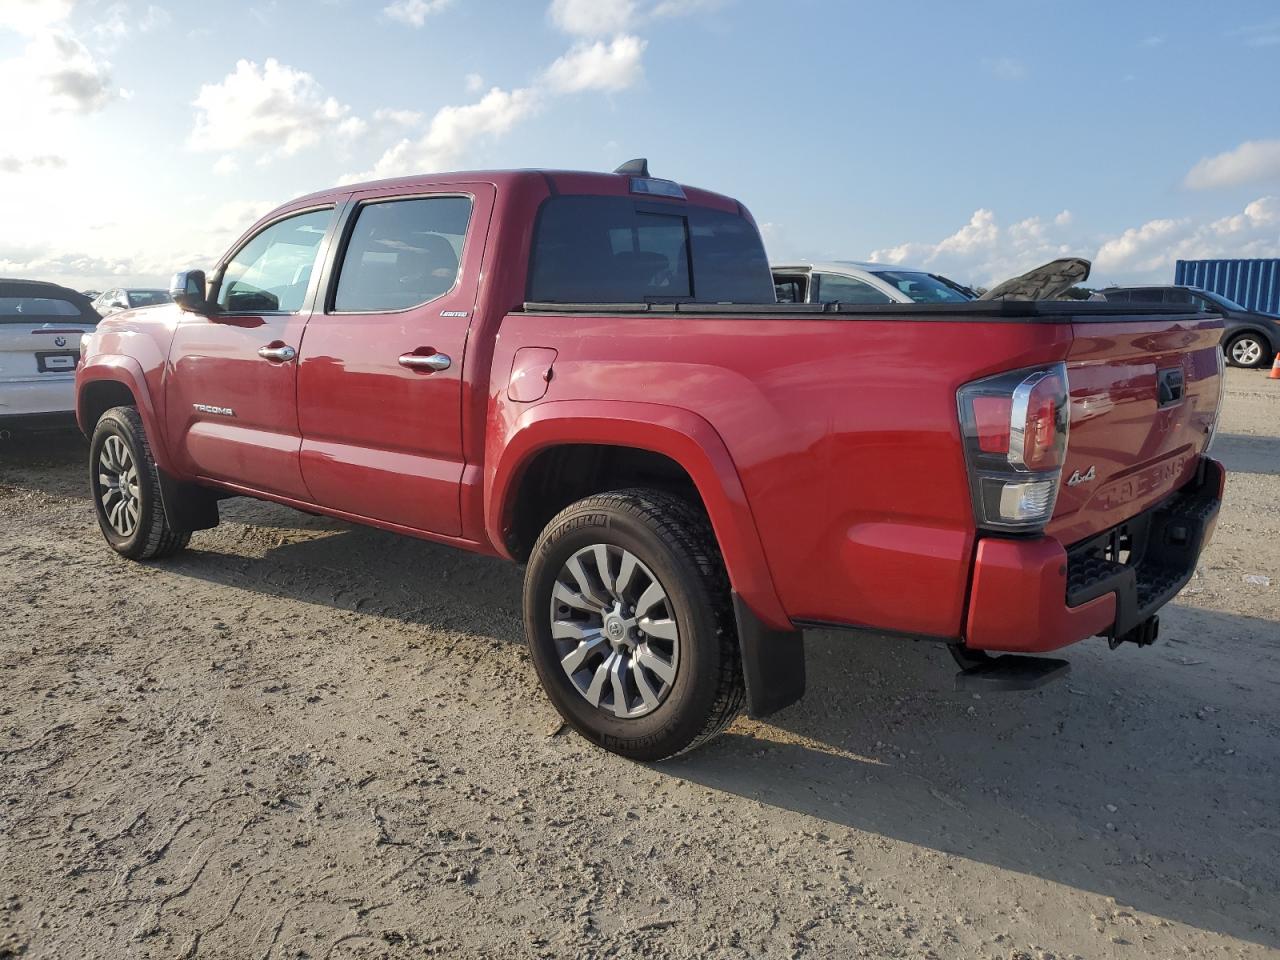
[1230,336,1264,366]
[549,544,680,719]
[98,434,141,538]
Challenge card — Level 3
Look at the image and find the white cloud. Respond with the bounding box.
[542,35,646,93]
[1141,34,1166,47]
[0,29,120,118]
[549,0,635,36]
[547,0,722,36]
[1227,19,1280,47]
[652,0,725,14]
[383,0,451,27]
[374,107,424,127]
[0,0,74,34]
[1185,139,1280,190]
[1093,218,1184,273]
[869,208,1078,288]
[344,86,540,183]
[188,58,366,164]
[1094,197,1280,280]
[983,57,1026,80]
[212,155,239,176]
[91,3,171,47]
[465,72,484,92]
[208,199,278,236]
[0,154,68,174]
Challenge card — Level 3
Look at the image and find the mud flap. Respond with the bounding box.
[732,593,805,718]
[157,468,221,532]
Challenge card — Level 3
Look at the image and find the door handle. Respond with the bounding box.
[398,352,451,372]
[258,344,297,363]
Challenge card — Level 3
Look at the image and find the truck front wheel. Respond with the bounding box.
[89,406,191,560]
[523,488,745,761]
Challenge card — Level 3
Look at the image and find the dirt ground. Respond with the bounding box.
[1,368,1277,960]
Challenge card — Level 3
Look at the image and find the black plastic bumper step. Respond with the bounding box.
[952,650,1071,692]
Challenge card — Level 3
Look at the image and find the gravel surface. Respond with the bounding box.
[1,368,1277,959]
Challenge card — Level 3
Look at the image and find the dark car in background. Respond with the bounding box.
[1091,285,1280,367]
[91,288,172,316]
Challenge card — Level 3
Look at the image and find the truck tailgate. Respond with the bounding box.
[1047,313,1223,546]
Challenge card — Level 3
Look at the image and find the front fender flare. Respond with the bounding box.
[76,356,172,472]
[76,356,219,532]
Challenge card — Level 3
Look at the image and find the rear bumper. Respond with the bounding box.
[0,377,76,419]
[965,456,1224,653]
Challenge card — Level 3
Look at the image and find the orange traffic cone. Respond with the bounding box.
[1271,352,1280,380]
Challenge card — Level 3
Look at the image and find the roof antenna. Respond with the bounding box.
[613,158,649,177]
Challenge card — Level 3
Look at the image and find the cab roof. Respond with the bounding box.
[284,168,744,215]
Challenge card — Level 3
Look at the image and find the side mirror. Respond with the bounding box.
[170,269,209,313]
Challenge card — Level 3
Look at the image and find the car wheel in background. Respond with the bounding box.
[523,488,745,761]
[1225,332,1269,368]
[89,405,191,560]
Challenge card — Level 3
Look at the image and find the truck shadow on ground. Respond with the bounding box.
[671,617,1280,950]
[156,513,1280,951]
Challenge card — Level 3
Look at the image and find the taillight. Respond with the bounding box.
[958,363,1069,532]
[1205,346,1225,453]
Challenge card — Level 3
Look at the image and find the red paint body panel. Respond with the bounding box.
[75,167,1225,661]
[966,537,1117,653]
[1049,318,1223,546]
[295,182,497,535]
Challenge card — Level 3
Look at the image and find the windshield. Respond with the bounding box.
[1201,290,1248,312]
[872,270,972,303]
[128,290,172,307]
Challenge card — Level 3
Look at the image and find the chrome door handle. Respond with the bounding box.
[258,344,297,363]
[398,352,451,372]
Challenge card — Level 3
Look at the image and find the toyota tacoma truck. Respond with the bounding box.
[76,160,1226,761]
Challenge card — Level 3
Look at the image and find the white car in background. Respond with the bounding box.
[0,279,101,430]
[771,260,976,305]
[772,257,1092,305]
[91,287,172,316]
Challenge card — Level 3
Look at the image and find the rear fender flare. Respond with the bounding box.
[487,399,790,631]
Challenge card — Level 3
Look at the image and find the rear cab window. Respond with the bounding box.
[528,195,775,304]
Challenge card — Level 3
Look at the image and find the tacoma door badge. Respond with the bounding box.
[193,403,236,417]
[1067,465,1096,487]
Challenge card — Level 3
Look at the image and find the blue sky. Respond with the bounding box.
[1,0,1278,290]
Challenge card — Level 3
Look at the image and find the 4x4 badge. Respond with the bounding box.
[1067,465,1096,487]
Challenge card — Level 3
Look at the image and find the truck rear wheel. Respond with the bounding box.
[523,488,745,761]
[89,406,191,560]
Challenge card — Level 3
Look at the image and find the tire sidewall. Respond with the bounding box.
[89,410,160,559]
[524,502,726,759]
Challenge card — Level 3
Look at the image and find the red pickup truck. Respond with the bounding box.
[76,161,1226,760]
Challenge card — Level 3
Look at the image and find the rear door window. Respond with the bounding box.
[334,195,473,312]
[528,196,774,304]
